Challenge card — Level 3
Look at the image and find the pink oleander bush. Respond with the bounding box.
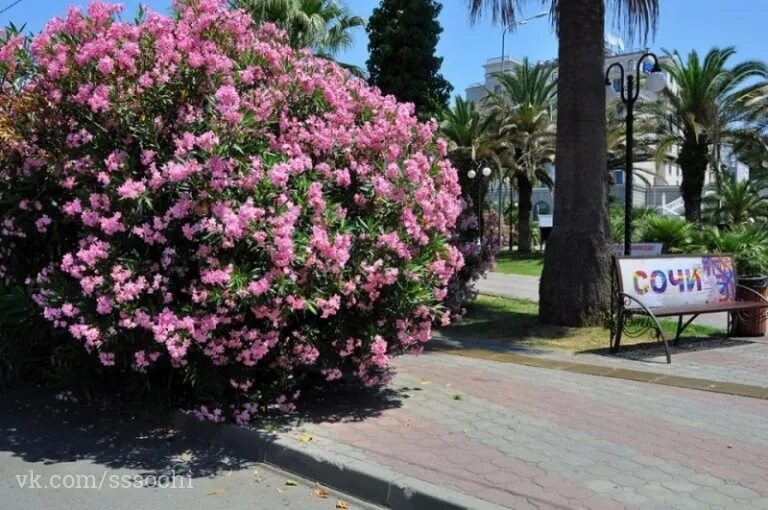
[443,206,499,317]
[0,0,462,421]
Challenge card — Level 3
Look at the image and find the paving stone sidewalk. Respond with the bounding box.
[539,337,768,389]
[286,351,768,509]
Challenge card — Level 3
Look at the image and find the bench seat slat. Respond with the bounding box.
[634,301,768,317]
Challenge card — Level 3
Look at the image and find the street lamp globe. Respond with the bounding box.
[482,167,492,177]
[467,170,477,179]
[646,70,667,93]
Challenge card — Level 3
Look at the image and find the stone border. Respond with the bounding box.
[170,410,503,510]
[433,344,768,400]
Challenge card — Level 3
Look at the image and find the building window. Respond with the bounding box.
[612,78,622,93]
[533,201,551,221]
[494,84,501,93]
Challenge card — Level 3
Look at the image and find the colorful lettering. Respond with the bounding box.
[685,269,702,292]
[668,269,685,291]
[650,270,667,293]
[633,271,649,295]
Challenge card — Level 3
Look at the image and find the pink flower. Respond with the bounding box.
[99,352,116,366]
[35,215,52,233]
[201,266,232,286]
[316,294,341,318]
[117,179,146,199]
[87,84,111,113]
[97,55,114,74]
[96,295,113,315]
[100,212,125,235]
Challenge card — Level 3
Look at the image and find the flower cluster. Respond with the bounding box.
[0,0,462,421]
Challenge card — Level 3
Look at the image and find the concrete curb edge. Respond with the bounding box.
[170,410,503,510]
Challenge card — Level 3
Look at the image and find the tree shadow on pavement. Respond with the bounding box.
[0,387,262,480]
[0,381,404,481]
[287,377,405,426]
[583,336,759,362]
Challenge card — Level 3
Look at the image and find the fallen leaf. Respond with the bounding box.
[336,500,349,509]
[313,486,330,499]
[420,379,432,385]
[298,433,314,443]
[285,480,299,486]
[207,488,226,496]
[179,450,194,462]
[277,488,286,494]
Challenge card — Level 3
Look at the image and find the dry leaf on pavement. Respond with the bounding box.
[206,488,226,496]
[313,486,330,499]
[285,480,299,486]
[336,500,349,509]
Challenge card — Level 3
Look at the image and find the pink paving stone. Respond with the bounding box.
[315,407,622,509]
[405,359,768,496]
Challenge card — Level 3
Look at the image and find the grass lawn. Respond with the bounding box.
[493,252,544,277]
[439,295,723,354]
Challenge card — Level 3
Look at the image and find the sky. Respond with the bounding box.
[3,0,767,98]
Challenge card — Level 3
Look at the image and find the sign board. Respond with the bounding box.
[611,243,663,257]
[616,255,736,310]
[537,214,553,228]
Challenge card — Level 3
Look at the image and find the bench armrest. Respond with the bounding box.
[618,292,662,320]
[736,284,768,304]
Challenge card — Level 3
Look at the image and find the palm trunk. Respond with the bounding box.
[516,174,533,254]
[679,136,709,222]
[539,0,611,326]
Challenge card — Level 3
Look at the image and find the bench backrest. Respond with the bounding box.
[615,255,737,310]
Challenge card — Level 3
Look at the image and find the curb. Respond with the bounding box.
[170,410,503,510]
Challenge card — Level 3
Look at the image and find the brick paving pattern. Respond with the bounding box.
[552,338,768,389]
[289,352,768,509]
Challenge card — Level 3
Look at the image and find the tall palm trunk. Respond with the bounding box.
[516,174,533,254]
[679,136,709,222]
[539,0,611,326]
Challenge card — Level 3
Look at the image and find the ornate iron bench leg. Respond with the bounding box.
[612,308,624,353]
[618,293,672,364]
[656,325,672,364]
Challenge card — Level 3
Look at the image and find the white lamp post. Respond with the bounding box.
[468,166,493,247]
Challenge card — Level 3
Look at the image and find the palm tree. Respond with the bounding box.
[652,48,768,222]
[606,104,662,186]
[440,96,497,235]
[484,59,556,253]
[233,0,364,57]
[467,0,659,326]
[703,176,768,225]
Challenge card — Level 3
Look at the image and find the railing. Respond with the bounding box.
[659,197,685,216]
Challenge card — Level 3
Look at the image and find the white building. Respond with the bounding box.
[466,48,724,217]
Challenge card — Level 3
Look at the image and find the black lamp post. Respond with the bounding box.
[605,53,667,255]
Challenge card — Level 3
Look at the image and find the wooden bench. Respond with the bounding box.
[610,254,768,363]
